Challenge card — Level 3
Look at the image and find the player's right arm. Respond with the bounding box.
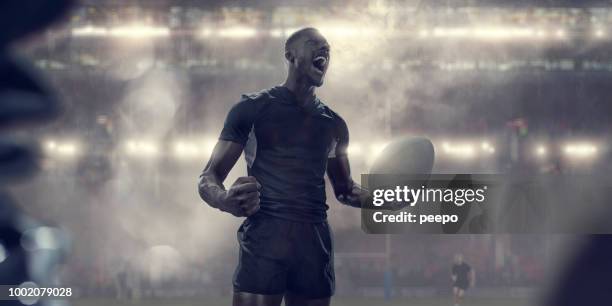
[198,96,260,217]
[198,140,260,217]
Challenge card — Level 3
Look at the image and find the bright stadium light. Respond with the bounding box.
[471,27,535,40]
[73,24,169,39]
[109,26,170,38]
[72,26,108,37]
[269,27,300,38]
[45,140,57,151]
[555,29,566,38]
[536,30,548,38]
[173,141,200,159]
[217,26,258,38]
[535,145,548,158]
[433,27,469,38]
[348,143,362,155]
[56,143,78,156]
[125,140,159,158]
[44,139,81,158]
[563,143,598,158]
[171,137,217,160]
[317,26,376,38]
[364,142,389,164]
[200,27,213,37]
[428,26,564,41]
[441,141,476,159]
[270,29,284,37]
[595,29,606,38]
[369,143,388,158]
[418,29,430,38]
[480,141,495,154]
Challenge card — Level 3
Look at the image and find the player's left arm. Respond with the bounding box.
[327,155,368,208]
[326,114,368,208]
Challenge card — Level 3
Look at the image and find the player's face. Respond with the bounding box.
[294,31,330,87]
[454,254,463,263]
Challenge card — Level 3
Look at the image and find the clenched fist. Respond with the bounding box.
[219,176,261,217]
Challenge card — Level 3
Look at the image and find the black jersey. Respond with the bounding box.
[452,262,472,287]
[219,86,348,222]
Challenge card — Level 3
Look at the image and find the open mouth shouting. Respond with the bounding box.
[312,55,328,75]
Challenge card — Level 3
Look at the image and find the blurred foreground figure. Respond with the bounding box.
[547,236,612,306]
[0,1,73,305]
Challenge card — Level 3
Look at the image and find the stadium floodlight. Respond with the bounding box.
[55,143,79,156]
[472,27,535,40]
[109,26,170,38]
[268,27,300,38]
[348,143,362,155]
[536,30,548,38]
[200,27,213,37]
[563,143,598,158]
[318,26,375,38]
[45,140,57,151]
[418,29,430,38]
[44,139,81,158]
[481,141,495,154]
[433,27,469,38]
[535,145,548,158]
[369,143,387,157]
[441,141,476,159]
[430,26,554,41]
[217,27,258,38]
[555,29,566,38]
[171,137,217,160]
[595,29,606,38]
[125,140,159,158]
[365,142,389,164]
[173,141,200,159]
[270,29,284,37]
[72,26,108,37]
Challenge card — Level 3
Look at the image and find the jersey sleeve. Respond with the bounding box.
[328,112,349,158]
[219,96,255,146]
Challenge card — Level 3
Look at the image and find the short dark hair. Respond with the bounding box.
[284,27,318,52]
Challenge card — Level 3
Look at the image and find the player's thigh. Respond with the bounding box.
[287,221,334,298]
[233,292,283,306]
[456,288,465,296]
[233,215,291,295]
[284,293,331,306]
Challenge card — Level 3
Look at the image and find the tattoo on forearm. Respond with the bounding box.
[198,173,226,208]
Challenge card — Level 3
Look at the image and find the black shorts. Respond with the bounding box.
[233,213,335,298]
[454,280,469,291]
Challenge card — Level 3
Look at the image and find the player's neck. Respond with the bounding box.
[282,75,316,106]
